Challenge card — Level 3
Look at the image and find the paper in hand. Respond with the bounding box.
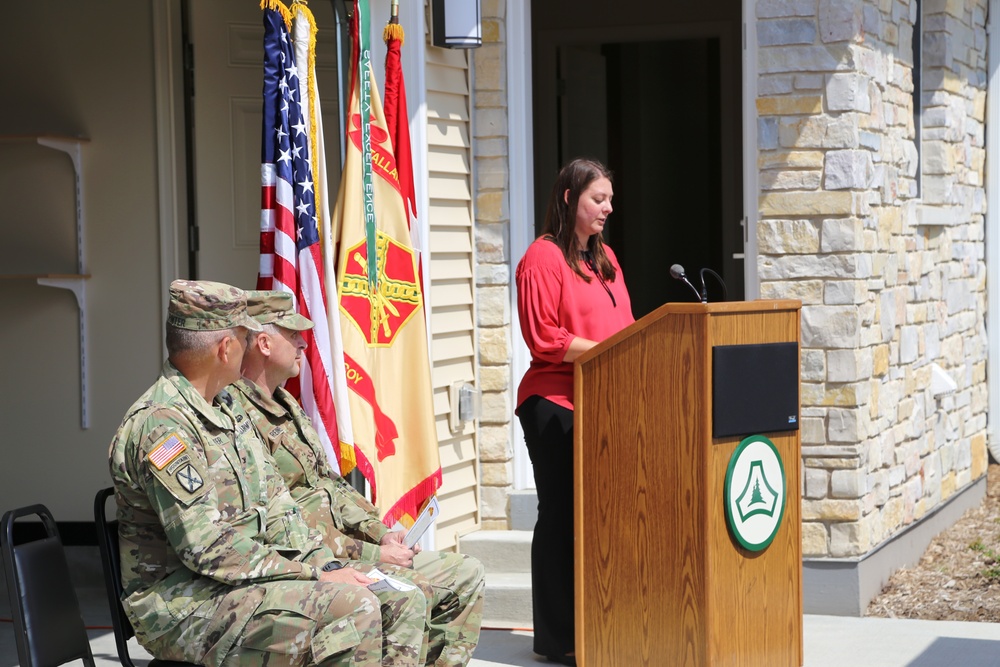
[403,496,440,548]
[366,568,417,593]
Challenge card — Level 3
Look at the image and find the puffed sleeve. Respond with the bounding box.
[516,255,574,362]
[129,410,324,584]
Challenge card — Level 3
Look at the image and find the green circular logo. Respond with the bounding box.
[724,435,786,552]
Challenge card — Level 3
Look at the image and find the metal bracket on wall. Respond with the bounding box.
[34,137,90,429]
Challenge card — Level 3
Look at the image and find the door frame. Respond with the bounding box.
[508,0,536,489]
[742,3,759,300]
[509,2,760,489]
[152,0,188,341]
[986,0,1000,457]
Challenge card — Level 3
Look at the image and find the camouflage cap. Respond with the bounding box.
[246,290,314,331]
[167,280,262,332]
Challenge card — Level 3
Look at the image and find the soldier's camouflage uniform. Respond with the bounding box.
[232,378,485,666]
[109,358,428,667]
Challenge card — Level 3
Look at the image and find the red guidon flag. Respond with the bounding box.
[382,14,416,224]
[382,6,425,291]
[328,0,441,526]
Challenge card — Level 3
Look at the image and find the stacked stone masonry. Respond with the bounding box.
[472,0,514,530]
[757,0,989,558]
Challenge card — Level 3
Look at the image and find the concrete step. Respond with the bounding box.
[481,572,533,629]
[459,529,532,574]
[510,490,538,531]
[458,530,535,628]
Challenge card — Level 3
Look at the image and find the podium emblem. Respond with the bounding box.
[724,434,786,551]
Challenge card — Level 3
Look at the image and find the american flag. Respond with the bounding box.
[148,435,186,470]
[257,5,341,472]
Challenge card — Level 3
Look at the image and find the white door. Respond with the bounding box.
[188,0,343,285]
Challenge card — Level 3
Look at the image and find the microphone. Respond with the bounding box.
[670,264,706,303]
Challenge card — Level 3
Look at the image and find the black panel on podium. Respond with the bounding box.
[712,342,799,438]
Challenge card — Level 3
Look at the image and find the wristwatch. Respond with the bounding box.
[322,560,344,572]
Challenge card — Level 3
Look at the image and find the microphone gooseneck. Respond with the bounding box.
[670,264,705,303]
[700,268,728,302]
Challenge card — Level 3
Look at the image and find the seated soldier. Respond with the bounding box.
[232,290,485,666]
[109,280,427,667]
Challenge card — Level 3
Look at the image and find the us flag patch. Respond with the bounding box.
[148,435,187,470]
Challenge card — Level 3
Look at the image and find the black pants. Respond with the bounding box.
[518,395,575,657]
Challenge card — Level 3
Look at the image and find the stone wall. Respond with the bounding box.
[756,0,989,558]
[472,0,515,530]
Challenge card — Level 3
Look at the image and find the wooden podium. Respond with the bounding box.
[574,300,802,667]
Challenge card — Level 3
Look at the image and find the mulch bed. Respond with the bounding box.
[866,463,1000,622]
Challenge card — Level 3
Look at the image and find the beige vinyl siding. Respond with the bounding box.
[426,45,480,550]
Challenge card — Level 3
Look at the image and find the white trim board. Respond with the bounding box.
[508,0,536,490]
[985,0,1000,459]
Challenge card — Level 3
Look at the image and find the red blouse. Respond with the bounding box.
[515,237,634,412]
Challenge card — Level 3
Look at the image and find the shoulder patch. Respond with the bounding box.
[165,453,192,475]
[148,434,187,470]
[149,449,211,505]
[174,463,205,493]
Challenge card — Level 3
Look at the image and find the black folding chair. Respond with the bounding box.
[94,487,197,667]
[1,503,97,667]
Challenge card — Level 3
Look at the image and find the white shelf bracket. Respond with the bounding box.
[36,136,89,429]
[37,137,87,275]
[36,277,89,429]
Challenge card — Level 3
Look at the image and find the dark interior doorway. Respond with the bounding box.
[532,7,744,318]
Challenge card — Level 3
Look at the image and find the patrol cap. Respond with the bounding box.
[246,290,314,331]
[167,280,262,332]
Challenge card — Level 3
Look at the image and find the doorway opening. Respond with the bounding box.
[533,24,744,317]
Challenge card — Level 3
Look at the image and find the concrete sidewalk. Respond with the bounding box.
[5,600,1000,666]
[470,616,1000,667]
[3,560,1000,667]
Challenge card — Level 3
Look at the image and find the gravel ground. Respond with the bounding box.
[866,462,1000,622]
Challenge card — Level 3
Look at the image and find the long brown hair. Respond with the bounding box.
[541,158,617,282]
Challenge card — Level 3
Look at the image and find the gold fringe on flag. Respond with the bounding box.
[383,22,404,45]
[260,0,293,29]
[383,0,404,45]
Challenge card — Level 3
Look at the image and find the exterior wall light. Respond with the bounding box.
[432,0,482,49]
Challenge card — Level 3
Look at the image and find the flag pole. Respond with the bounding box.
[334,2,348,165]
[384,0,403,43]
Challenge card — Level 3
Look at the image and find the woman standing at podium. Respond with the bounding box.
[515,158,634,666]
